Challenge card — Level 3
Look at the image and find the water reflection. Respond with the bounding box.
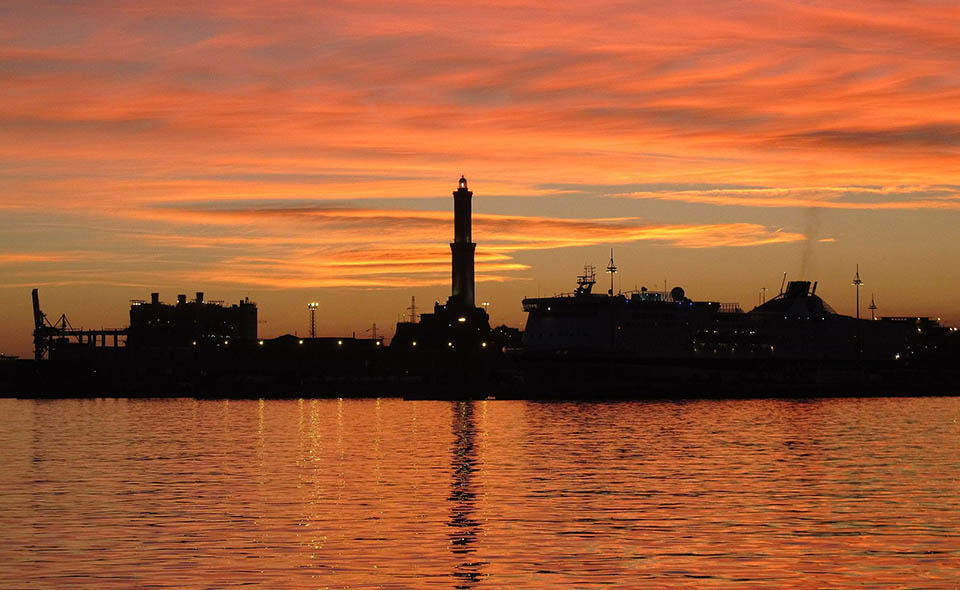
[449,401,487,588]
[1,398,959,588]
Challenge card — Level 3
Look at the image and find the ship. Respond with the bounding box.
[512,261,959,395]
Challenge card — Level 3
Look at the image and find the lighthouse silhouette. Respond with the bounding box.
[389,176,491,351]
[449,175,476,309]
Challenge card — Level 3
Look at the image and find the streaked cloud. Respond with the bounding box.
[120,205,805,288]
[618,186,960,210]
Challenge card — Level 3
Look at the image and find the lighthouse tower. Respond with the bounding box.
[390,176,491,350]
[449,175,476,309]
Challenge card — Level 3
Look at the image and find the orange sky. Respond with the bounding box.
[2,0,959,356]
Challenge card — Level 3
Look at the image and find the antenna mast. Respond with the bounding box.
[605,248,617,295]
[868,292,877,321]
[852,265,863,320]
[853,265,864,360]
[407,296,418,323]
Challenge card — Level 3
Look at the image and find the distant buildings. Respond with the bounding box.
[127,291,257,348]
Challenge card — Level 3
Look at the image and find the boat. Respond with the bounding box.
[511,262,958,395]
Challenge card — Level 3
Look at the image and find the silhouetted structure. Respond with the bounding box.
[32,288,125,361]
[515,267,960,394]
[519,273,936,362]
[14,177,960,398]
[127,292,257,348]
[451,176,477,309]
[393,177,491,351]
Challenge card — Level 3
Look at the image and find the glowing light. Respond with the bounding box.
[412,341,417,347]
[481,342,487,348]
[258,340,264,345]
[299,339,304,344]
[458,317,466,323]
[337,340,343,345]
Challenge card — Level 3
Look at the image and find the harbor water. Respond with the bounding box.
[1,397,958,588]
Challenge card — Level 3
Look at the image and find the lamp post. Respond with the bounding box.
[307,302,319,338]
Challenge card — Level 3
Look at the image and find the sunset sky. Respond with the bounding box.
[2,0,959,356]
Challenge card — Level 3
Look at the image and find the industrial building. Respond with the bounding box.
[31,289,257,361]
[127,292,257,348]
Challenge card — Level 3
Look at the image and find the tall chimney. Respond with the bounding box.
[450,176,476,308]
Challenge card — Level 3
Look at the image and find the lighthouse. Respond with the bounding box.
[390,176,491,351]
[449,175,476,309]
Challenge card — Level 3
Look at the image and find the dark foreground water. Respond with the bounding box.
[1,397,958,589]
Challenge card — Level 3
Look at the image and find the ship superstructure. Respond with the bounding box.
[520,266,934,363]
[521,264,745,358]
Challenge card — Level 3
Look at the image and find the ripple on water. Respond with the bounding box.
[0,397,958,588]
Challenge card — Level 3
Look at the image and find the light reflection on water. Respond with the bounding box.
[0,397,958,588]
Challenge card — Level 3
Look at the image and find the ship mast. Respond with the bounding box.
[606,248,618,296]
[853,264,864,360]
[852,264,863,320]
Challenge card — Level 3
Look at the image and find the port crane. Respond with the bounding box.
[31,289,125,361]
